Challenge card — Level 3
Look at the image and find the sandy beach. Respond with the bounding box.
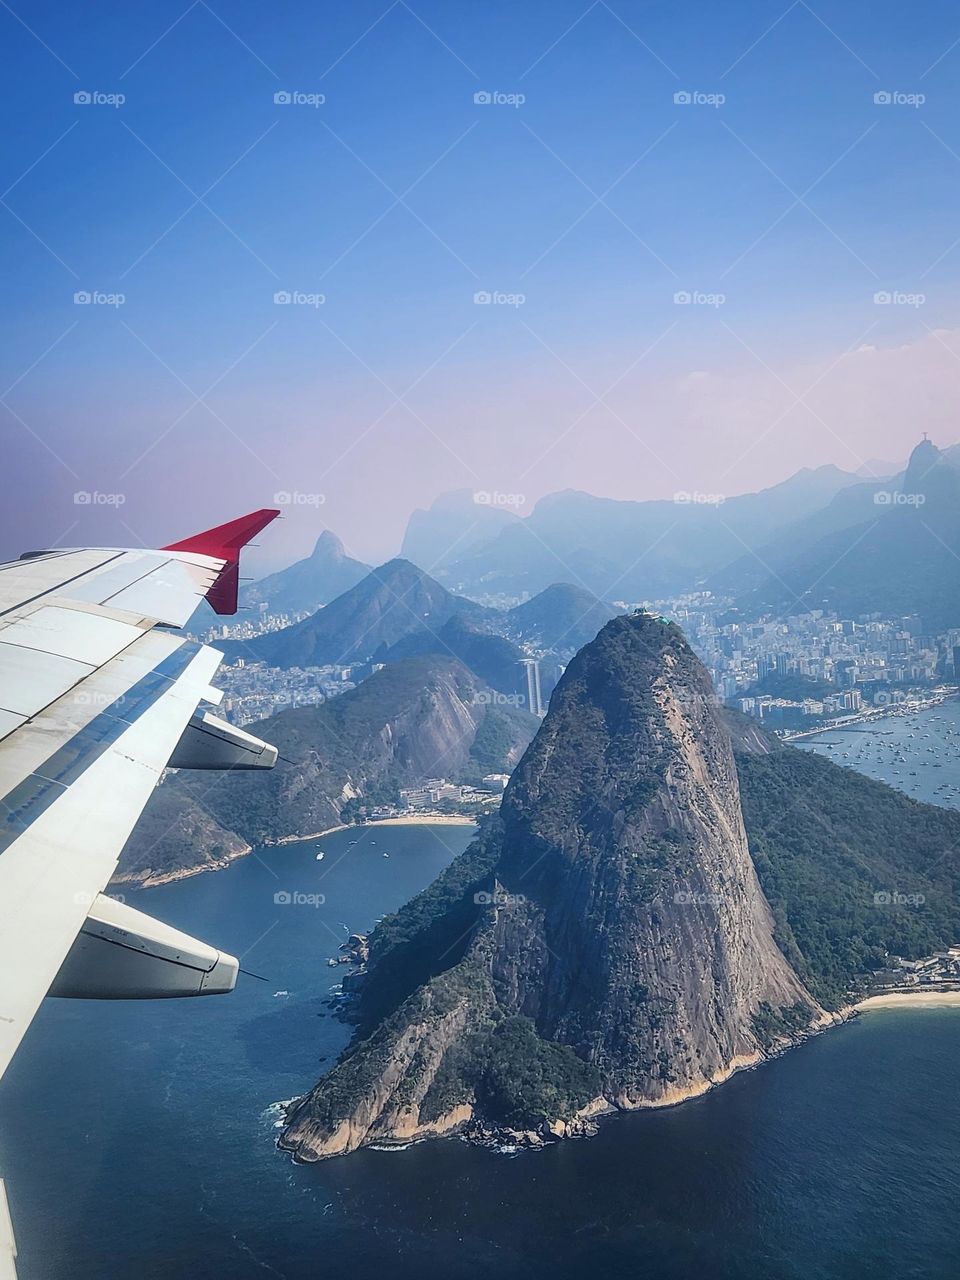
[356,814,477,829]
[854,990,960,1012]
[268,814,477,845]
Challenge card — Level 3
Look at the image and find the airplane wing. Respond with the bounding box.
[0,510,281,1276]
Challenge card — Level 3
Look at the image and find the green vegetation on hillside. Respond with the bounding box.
[738,745,960,1008]
[472,1017,601,1127]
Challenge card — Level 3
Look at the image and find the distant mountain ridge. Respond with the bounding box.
[240,530,370,616]
[401,489,521,571]
[233,563,622,689]
[735,439,960,626]
[432,465,862,599]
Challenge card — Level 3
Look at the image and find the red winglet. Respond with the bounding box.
[164,509,280,615]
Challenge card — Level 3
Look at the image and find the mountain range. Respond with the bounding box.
[117,654,538,885]
[243,443,959,632]
[732,440,960,627]
[229,560,620,686]
[428,465,862,600]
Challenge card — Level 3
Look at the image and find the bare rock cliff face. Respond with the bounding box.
[281,615,821,1160]
[487,619,814,1106]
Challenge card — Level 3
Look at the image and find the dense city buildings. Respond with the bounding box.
[655,595,960,732]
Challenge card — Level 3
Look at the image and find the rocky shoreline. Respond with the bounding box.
[114,814,479,889]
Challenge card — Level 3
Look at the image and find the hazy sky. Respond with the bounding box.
[3,0,960,572]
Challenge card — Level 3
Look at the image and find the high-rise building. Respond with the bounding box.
[521,658,544,717]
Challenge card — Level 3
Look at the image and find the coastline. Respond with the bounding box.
[783,687,959,742]
[265,814,478,846]
[853,990,960,1012]
[115,814,478,889]
[112,843,253,889]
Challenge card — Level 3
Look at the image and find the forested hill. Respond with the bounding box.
[737,744,960,1009]
[117,655,537,884]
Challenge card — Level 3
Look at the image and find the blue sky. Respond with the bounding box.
[3,0,960,567]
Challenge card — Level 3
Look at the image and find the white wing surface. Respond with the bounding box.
[0,511,281,1276]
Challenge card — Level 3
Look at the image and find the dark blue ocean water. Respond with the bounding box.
[2,793,960,1278]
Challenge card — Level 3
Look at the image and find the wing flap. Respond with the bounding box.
[0,645,92,718]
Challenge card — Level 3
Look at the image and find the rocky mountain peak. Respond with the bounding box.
[280,612,820,1160]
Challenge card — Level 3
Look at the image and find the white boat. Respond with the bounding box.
[315,851,325,861]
